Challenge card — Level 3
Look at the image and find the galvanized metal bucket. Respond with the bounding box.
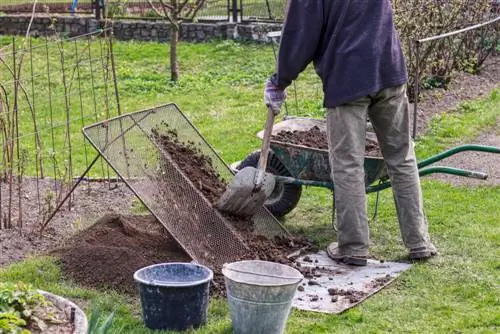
[222,260,303,334]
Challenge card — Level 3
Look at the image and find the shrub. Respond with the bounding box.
[392,0,497,100]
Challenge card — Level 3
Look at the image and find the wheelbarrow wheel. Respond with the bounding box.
[236,151,302,218]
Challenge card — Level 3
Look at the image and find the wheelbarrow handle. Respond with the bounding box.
[255,108,275,187]
[418,144,500,169]
[418,166,488,180]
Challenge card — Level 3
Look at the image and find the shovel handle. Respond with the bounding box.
[255,108,275,187]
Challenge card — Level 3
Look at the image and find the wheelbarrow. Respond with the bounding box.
[233,117,500,217]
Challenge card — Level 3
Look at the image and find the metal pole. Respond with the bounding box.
[95,0,101,20]
[232,0,238,23]
[40,154,100,233]
[412,39,421,139]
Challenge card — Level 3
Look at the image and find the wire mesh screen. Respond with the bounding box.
[83,104,289,266]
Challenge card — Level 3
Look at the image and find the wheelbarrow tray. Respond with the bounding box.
[256,117,500,194]
[257,117,386,186]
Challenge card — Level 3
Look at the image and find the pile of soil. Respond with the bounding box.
[56,126,313,297]
[54,214,191,295]
[271,126,382,157]
[55,213,312,297]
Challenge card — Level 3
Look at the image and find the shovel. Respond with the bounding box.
[216,107,277,217]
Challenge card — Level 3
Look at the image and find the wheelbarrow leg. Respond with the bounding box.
[372,189,382,221]
[331,190,337,232]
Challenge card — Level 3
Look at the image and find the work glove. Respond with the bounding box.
[264,78,286,115]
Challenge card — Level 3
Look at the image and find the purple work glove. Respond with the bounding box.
[264,79,286,115]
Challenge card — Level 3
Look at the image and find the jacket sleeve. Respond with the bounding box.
[271,0,324,89]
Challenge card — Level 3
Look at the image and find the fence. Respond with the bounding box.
[411,15,500,137]
[0,0,93,14]
[0,0,287,22]
[0,29,121,230]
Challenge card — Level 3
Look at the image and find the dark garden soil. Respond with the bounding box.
[151,127,228,207]
[271,125,382,157]
[53,214,191,295]
[0,179,137,267]
[53,129,312,297]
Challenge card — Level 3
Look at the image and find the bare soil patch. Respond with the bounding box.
[53,214,191,294]
[0,179,137,267]
[54,213,312,297]
[412,57,500,136]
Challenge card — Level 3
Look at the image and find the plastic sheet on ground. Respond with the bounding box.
[292,251,411,314]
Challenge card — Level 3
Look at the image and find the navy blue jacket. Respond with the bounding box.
[271,0,408,107]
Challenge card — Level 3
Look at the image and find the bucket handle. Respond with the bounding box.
[224,266,303,281]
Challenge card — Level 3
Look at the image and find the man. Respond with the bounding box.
[264,0,436,266]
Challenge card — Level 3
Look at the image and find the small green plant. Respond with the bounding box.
[0,282,49,333]
[130,198,148,214]
[106,0,129,18]
[87,308,115,334]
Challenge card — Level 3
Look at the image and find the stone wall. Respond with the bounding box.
[0,14,282,43]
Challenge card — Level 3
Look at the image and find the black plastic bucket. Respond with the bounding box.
[133,262,213,331]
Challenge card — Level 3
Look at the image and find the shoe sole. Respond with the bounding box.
[409,250,436,261]
[326,245,368,266]
[343,257,367,266]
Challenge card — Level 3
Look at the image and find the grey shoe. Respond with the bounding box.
[409,244,438,261]
[327,242,367,266]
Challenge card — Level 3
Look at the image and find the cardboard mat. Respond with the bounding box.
[292,251,411,314]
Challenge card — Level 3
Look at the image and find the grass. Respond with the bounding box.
[0,37,322,177]
[0,37,499,333]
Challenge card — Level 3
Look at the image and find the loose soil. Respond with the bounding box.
[54,213,311,297]
[0,179,137,267]
[54,214,191,295]
[151,127,227,207]
[412,57,500,136]
[271,125,382,157]
[54,128,312,297]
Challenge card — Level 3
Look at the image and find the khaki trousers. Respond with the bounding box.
[326,85,432,256]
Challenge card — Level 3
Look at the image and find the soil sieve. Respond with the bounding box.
[82,104,289,267]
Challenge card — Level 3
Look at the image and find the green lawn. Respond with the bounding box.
[0,37,499,333]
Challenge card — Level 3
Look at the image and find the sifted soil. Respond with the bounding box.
[55,213,311,297]
[54,214,191,294]
[56,128,312,297]
[271,126,382,157]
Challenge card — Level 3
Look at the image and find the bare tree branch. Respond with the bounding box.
[146,0,165,17]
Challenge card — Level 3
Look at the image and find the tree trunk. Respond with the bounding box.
[170,25,179,82]
[170,0,179,82]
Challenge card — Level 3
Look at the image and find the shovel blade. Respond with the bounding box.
[217,167,276,217]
